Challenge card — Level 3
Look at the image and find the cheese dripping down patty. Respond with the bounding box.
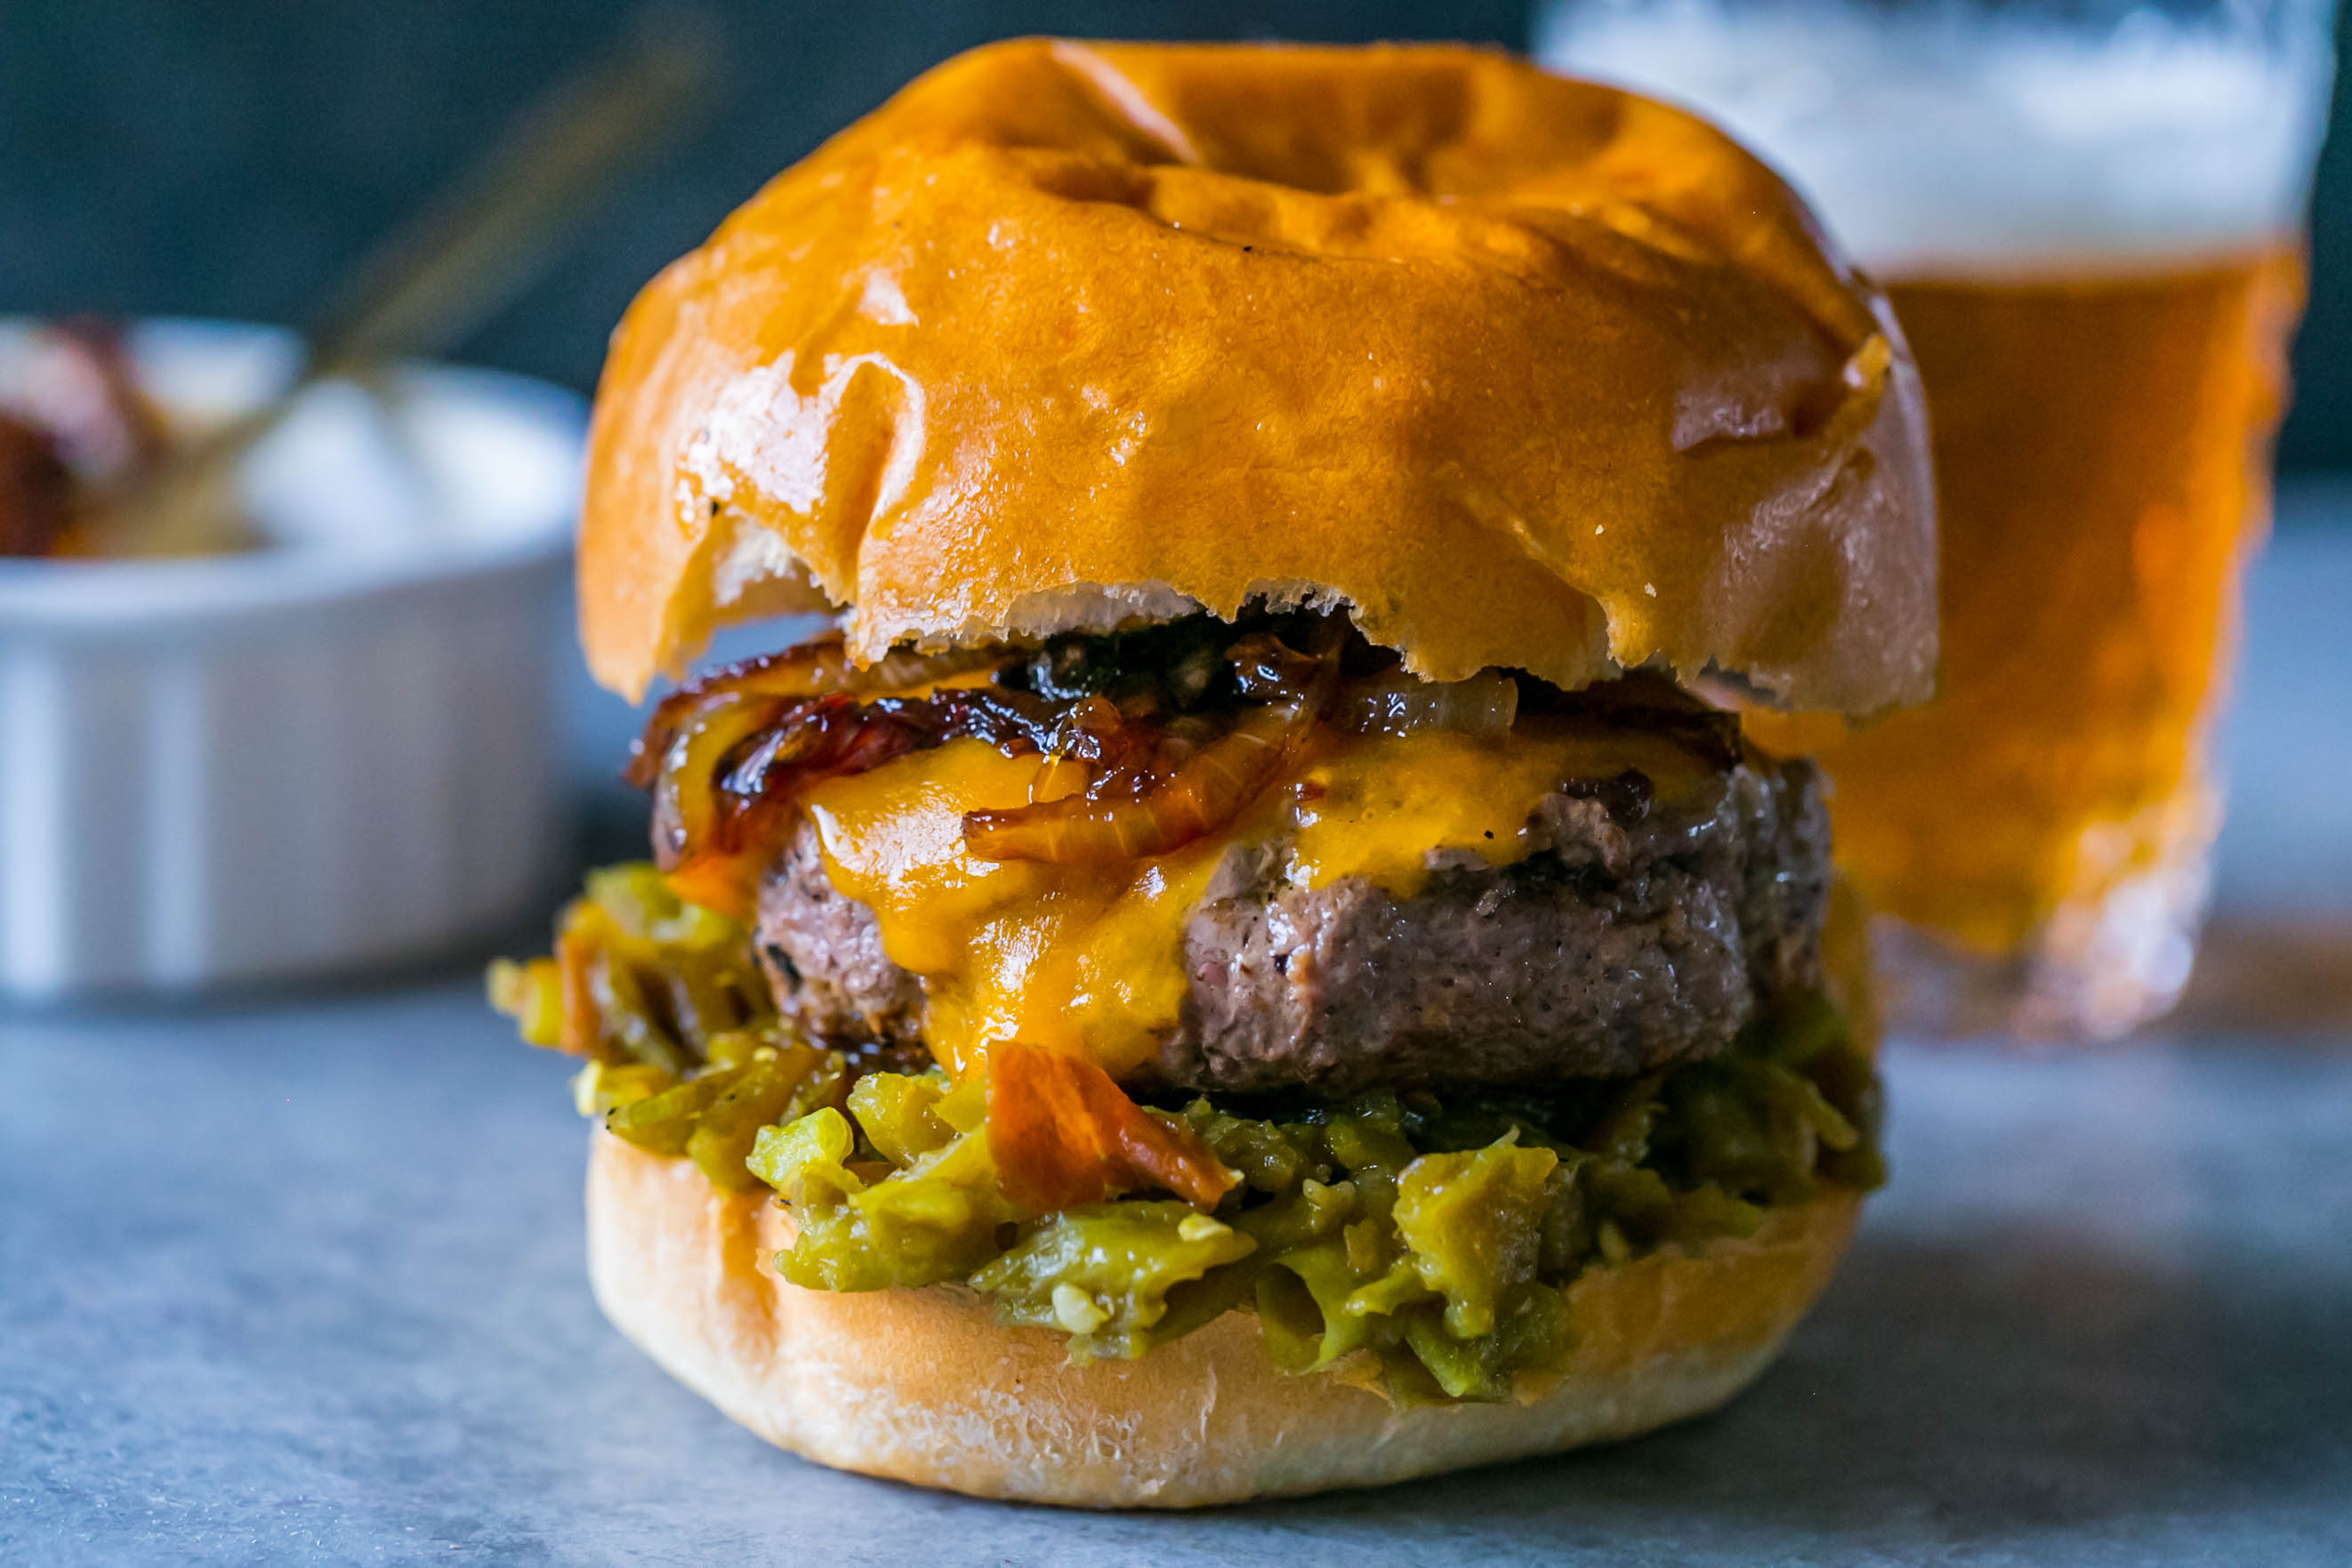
[800,723,1724,1081]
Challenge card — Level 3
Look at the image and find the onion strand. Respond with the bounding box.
[1335,669,1518,741]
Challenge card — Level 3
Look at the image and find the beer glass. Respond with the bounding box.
[1536,0,2336,1038]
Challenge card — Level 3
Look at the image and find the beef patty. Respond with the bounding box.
[754,752,1829,1093]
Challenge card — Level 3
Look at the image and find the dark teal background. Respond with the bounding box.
[3,0,2343,469]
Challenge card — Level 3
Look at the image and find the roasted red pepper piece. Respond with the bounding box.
[986,1042,1237,1212]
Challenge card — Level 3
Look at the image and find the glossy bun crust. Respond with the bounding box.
[587,1130,1862,1508]
[580,39,1935,714]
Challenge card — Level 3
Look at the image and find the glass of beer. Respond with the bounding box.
[1537,0,2335,1038]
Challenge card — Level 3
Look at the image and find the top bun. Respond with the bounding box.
[580,39,1936,713]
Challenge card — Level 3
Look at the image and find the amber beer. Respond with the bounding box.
[1796,247,2307,1035]
[1535,0,2333,1036]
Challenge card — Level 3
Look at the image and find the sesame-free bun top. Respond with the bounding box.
[581,39,1936,712]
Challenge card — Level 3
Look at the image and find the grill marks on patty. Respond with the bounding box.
[752,749,1830,1094]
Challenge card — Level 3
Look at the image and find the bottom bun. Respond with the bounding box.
[585,1129,1861,1508]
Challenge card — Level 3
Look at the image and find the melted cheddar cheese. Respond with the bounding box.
[1284,728,1715,899]
[801,725,1720,1079]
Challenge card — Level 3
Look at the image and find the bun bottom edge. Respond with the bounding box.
[584,1127,1861,1508]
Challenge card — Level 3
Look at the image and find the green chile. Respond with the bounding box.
[727,995,1881,1402]
[519,871,1887,1408]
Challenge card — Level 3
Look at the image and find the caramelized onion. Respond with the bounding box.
[962,623,1342,865]
[641,618,1350,891]
[986,1041,1237,1211]
[648,683,1084,917]
[628,632,1009,788]
[1336,669,1519,741]
[962,697,1312,864]
[650,694,949,916]
[650,693,793,867]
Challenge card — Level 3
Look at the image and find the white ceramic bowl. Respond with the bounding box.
[0,321,584,999]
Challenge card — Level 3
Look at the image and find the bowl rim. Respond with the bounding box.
[0,320,584,629]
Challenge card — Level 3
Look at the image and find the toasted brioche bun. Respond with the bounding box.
[587,1130,1861,1508]
[580,39,1935,714]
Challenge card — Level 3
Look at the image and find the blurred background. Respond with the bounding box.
[4,0,2344,465]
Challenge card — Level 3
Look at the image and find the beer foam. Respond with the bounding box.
[1535,0,2336,272]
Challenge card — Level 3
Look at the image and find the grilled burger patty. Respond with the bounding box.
[754,747,1829,1094]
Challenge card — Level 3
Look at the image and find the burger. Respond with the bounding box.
[492,39,1937,1507]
